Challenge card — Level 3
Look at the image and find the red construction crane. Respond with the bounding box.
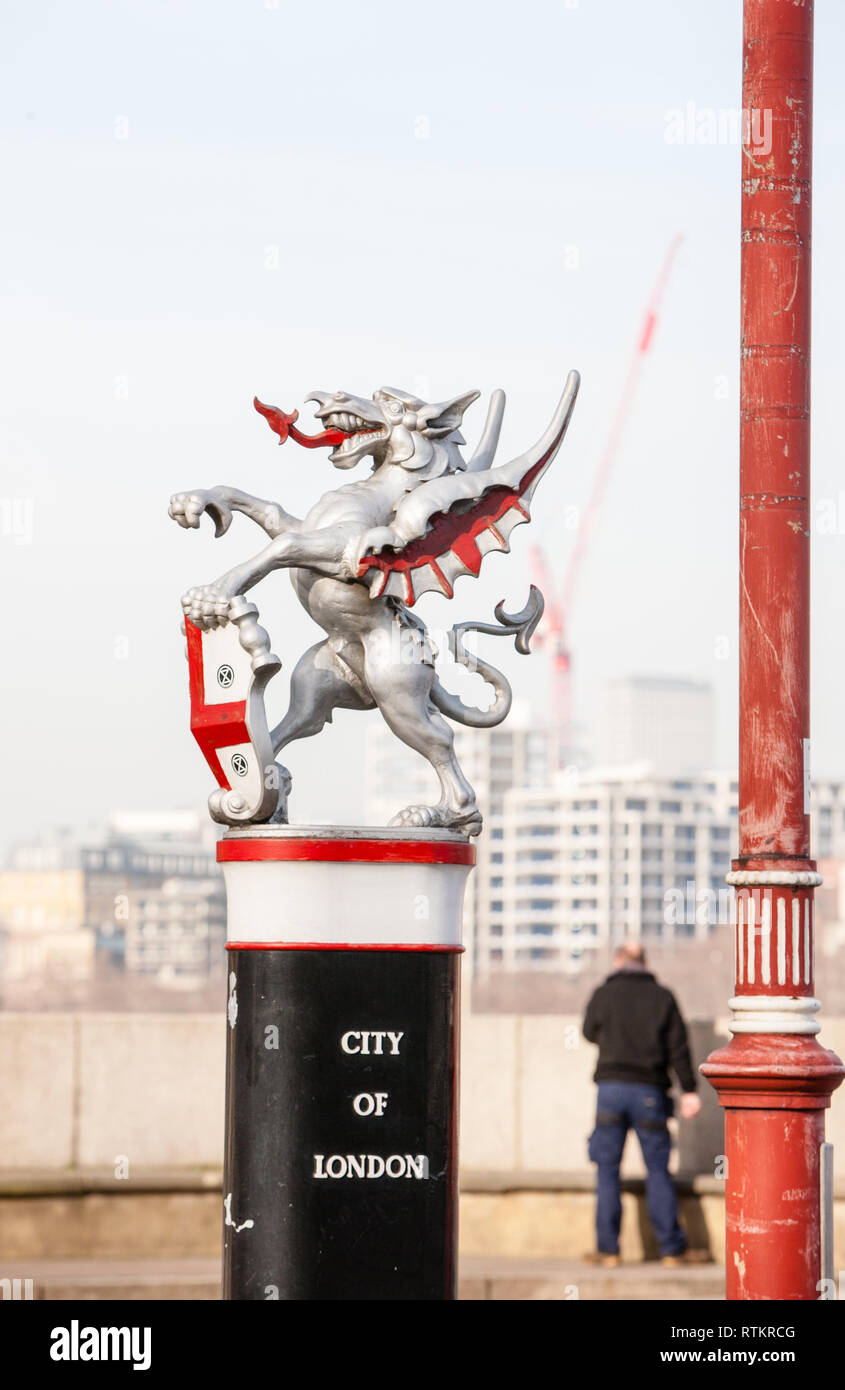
[531,233,683,765]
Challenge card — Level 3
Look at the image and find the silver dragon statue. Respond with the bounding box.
[170,371,580,835]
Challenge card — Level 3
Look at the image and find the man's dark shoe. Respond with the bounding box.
[660,1248,711,1267]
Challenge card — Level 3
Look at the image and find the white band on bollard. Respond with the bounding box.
[219,826,474,948]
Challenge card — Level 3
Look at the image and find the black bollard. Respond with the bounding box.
[219,828,473,1301]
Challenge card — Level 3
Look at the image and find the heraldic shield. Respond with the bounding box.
[184,595,287,826]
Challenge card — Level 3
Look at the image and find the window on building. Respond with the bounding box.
[675,825,695,840]
[643,824,662,836]
[659,800,681,813]
[625,799,647,812]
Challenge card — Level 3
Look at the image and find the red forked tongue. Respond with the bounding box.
[253,396,349,449]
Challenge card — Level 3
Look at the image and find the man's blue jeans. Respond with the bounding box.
[588,1081,687,1257]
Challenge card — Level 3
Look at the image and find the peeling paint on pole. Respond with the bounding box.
[702,0,843,1302]
[739,0,813,861]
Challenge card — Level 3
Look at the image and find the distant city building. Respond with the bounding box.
[0,811,224,985]
[475,765,739,976]
[474,769,845,977]
[599,677,715,773]
[810,779,845,966]
[125,877,226,984]
[811,779,845,862]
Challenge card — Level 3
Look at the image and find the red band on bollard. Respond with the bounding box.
[217,837,476,866]
[225,941,465,952]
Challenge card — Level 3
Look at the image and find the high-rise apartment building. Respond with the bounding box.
[475,765,739,975]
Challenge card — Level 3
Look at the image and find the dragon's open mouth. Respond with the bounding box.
[323,411,388,459]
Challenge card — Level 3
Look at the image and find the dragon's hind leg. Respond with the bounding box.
[268,641,374,819]
[362,627,482,836]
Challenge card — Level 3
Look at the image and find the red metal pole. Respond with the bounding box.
[701,0,842,1300]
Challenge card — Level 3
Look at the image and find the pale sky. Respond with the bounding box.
[2,0,845,846]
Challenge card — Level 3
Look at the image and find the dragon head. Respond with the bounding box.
[307,386,480,477]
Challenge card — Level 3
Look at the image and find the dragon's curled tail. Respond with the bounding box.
[430,586,544,728]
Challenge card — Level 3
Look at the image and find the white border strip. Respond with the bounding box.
[729,994,821,1035]
[726,870,822,887]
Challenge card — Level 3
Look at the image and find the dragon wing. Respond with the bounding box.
[358,371,580,604]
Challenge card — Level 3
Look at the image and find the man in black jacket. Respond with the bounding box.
[582,941,702,1266]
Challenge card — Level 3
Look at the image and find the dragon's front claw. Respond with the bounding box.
[169,489,233,538]
[181,584,234,631]
[346,526,399,579]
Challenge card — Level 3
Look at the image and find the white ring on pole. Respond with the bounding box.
[726,871,823,887]
[728,994,821,1035]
